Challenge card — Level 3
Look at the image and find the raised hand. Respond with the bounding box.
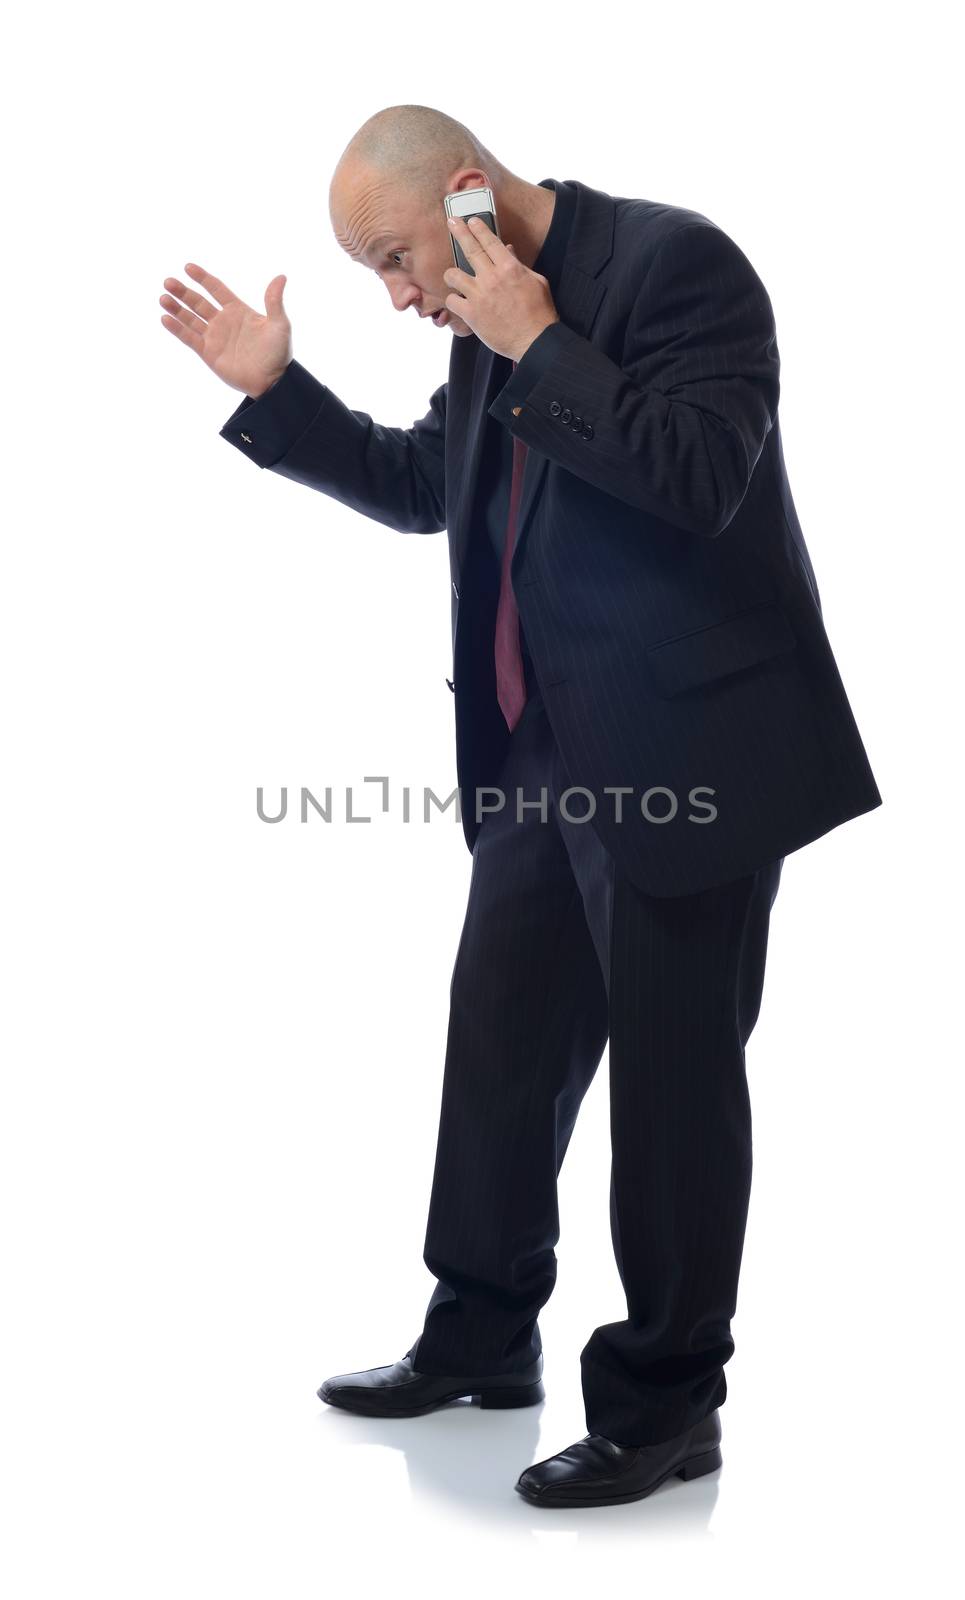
[159,265,293,398]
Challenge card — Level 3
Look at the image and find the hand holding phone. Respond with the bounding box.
[440,185,559,360]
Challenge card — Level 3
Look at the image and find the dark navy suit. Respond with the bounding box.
[220,177,881,1444]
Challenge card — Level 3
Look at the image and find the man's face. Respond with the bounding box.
[330,163,480,337]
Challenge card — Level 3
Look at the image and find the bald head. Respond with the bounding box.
[329,104,508,218]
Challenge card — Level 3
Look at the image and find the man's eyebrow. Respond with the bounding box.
[364,234,397,260]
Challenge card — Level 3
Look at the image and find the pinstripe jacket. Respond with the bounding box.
[221,176,882,896]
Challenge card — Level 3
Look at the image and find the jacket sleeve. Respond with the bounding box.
[219,359,447,534]
[487,222,781,539]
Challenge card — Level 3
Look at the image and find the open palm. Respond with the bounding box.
[159,263,292,398]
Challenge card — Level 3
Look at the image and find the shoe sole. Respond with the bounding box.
[317,1378,545,1418]
[514,1444,723,1507]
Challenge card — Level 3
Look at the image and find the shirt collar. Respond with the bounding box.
[531,178,576,290]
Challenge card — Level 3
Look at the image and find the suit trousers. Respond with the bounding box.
[405,681,784,1446]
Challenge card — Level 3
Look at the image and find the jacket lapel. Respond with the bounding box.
[451,178,616,582]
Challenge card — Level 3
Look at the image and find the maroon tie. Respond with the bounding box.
[495,361,528,732]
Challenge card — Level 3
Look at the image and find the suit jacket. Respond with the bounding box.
[221,176,882,896]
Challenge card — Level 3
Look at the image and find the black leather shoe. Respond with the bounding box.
[317,1352,545,1418]
[515,1409,722,1507]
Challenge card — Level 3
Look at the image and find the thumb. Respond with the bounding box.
[264,274,287,319]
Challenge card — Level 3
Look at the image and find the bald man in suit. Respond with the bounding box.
[161,106,881,1508]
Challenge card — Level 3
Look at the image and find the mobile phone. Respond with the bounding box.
[444,186,500,275]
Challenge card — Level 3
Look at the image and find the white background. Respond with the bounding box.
[2,1,960,1593]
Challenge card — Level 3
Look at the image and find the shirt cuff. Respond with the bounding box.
[219,359,331,468]
[496,321,581,413]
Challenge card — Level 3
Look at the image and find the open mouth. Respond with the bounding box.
[432,308,448,326]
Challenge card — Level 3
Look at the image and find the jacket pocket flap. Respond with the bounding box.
[646,603,797,697]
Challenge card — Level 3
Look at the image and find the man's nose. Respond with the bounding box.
[388,281,420,313]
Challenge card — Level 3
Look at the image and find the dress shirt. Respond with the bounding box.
[482,178,577,690]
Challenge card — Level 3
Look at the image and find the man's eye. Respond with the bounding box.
[389,250,405,265]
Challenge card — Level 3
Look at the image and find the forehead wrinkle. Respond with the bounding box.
[335,182,396,263]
